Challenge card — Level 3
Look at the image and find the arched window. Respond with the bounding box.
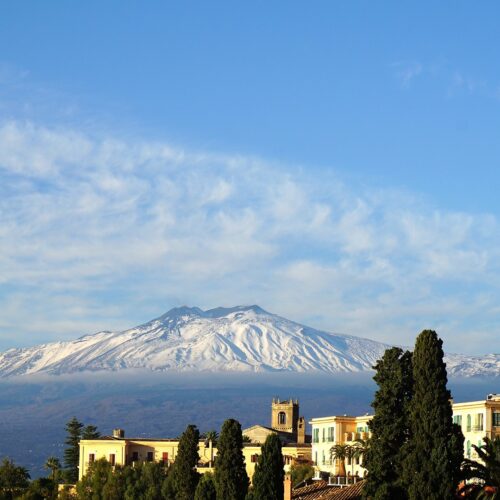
[278,412,286,425]
[467,414,472,432]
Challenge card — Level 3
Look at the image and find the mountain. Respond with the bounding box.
[0,305,498,377]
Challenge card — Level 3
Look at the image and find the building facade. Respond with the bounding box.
[452,393,500,460]
[78,398,312,482]
[309,414,371,478]
[310,393,500,479]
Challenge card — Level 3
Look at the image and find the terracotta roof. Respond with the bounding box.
[292,480,331,500]
[292,480,365,500]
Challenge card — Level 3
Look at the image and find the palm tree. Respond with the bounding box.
[330,444,350,477]
[461,436,500,498]
[204,430,218,467]
[353,436,370,470]
[44,456,61,482]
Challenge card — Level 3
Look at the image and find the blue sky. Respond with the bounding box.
[0,1,500,354]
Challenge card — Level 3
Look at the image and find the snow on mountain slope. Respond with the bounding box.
[0,305,498,377]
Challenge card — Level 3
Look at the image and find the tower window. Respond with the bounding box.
[278,412,286,425]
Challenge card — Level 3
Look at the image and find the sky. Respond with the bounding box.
[0,1,500,355]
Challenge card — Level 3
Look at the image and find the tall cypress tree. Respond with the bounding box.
[402,330,464,500]
[214,419,249,500]
[63,417,83,483]
[251,433,284,500]
[171,424,201,500]
[363,347,412,500]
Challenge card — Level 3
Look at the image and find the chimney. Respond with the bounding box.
[284,474,292,500]
[113,428,125,438]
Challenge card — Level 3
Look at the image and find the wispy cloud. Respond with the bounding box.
[392,61,423,88]
[1,121,500,354]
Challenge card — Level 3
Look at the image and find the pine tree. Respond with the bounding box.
[363,347,412,500]
[194,473,217,500]
[63,417,83,483]
[402,330,464,500]
[170,424,201,500]
[251,433,284,500]
[81,424,101,440]
[214,418,249,500]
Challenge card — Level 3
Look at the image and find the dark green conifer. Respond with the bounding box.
[402,330,464,500]
[63,417,83,483]
[81,424,101,440]
[251,433,284,500]
[170,424,201,500]
[214,418,249,500]
[194,473,217,500]
[363,347,412,500]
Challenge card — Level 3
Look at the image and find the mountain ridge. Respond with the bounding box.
[0,305,498,378]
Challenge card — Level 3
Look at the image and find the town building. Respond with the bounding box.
[309,393,500,481]
[78,398,312,481]
[309,414,371,480]
[452,393,500,460]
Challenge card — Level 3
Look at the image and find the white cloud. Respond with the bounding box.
[392,61,423,88]
[0,121,500,354]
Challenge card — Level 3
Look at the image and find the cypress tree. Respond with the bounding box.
[402,330,464,500]
[171,424,201,500]
[363,347,412,500]
[251,433,284,500]
[194,473,217,500]
[214,418,249,500]
[63,417,83,483]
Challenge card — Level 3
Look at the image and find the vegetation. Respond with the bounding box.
[251,433,284,500]
[63,417,84,484]
[401,330,464,500]
[214,418,249,500]
[194,473,216,500]
[289,463,314,487]
[461,436,500,498]
[0,458,30,500]
[363,347,412,499]
[330,443,350,477]
[44,457,61,483]
[168,424,200,500]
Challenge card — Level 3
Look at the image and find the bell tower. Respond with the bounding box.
[271,398,299,436]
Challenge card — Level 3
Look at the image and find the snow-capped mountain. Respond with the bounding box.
[0,305,498,377]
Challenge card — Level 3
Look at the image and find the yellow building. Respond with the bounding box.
[452,393,500,460]
[309,414,371,479]
[78,398,312,482]
[309,393,500,481]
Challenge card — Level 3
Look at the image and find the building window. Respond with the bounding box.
[328,426,335,442]
[314,452,318,465]
[251,454,259,463]
[475,413,484,431]
[313,428,319,443]
[493,413,500,427]
[467,414,472,432]
[322,428,325,442]
[132,452,139,462]
[453,415,462,427]
[88,454,95,464]
[278,412,286,425]
[162,452,169,463]
[147,452,154,462]
[466,440,471,459]
[109,454,116,466]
